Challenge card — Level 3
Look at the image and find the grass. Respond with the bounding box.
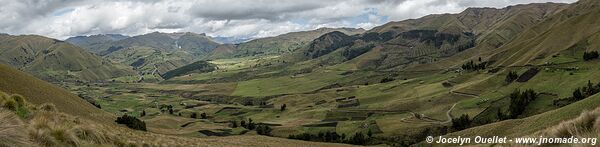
[534,106,600,143]
[232,70,344,97]
[0,110,30,146]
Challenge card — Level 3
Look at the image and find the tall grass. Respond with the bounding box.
[533,107,600,146]
[0,110,31,147]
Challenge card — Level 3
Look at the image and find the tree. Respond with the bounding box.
[200,112,208,119]
[246,118,256,130]
[508,89,537,119]
[505,71,519,83]
[231,120,238,128]
[241,120,247,128]
[367,130,373,138]
[141,110,146,117]
[191,112,198,119]
[451,114,471,131]
[280,104,287,111]
[573,88,584,100]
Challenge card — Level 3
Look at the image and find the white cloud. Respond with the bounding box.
[0,0,577,39]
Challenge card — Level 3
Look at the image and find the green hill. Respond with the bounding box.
[0,34,136,82]
[234,27,365,57]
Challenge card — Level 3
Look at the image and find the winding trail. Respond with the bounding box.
[441,103,457,124]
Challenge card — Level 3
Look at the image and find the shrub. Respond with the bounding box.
[115,115,146,131]
[190,112,198,119]
[200,112,207,119]
[38,103,57,112]
[583,51,599,61]
[10,94,26,107]
[255,125,272,136]
[4,99,17,111]
[280,104,286,111]
[380,77,394,83]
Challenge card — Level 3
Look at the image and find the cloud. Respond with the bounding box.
[0,0,577,39]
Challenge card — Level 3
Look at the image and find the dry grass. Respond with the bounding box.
[0,110,31,147]
[535,107,600,140]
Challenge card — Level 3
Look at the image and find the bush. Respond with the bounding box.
[380,77,394,83]
[280,104,286,111]
[38,103,57,112]
[200,112,207,119]
[583,51,599,61]
[115,115,146,131]
[190,112,198,119]
[4,99,17,111]
[256,125,272,136]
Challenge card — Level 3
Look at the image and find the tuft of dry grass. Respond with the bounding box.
[38,103,57,112]
[0,110,31,147]
[531,107,600,146]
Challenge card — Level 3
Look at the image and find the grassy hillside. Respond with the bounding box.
[0,63,114,122]
[0,34,136,82]
[235,28,365,57]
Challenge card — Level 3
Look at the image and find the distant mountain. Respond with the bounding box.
[213,36,253,44]
[289,3,569,70]
[234,27,365,57]
[70,32,221,76]
[0,34,136,82]
[65,34,129,53]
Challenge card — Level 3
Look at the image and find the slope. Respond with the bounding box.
[235,27,365,57]
[0,34,136,82]
[0,63,114,122]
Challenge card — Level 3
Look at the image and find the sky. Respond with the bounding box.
[0,0,577,40]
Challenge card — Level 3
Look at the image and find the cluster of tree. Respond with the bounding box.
[240,118,256,130]
[573,80,600,100]
[190,112,208,119]
[341,44,375,60]
[380,77,395,83]
[554,80,600,107]
[159,104,174,114]
[230,118,272,135]
[583,51,599,61]
[288,131,371,145]
[461,60,486,71]
[505,71,519,83]
[161,61,216,79]
[451,114,471,131]
[506,89,537,119]
[115,114,146,131]
[457,40,476,52]
[255,125,272,136]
